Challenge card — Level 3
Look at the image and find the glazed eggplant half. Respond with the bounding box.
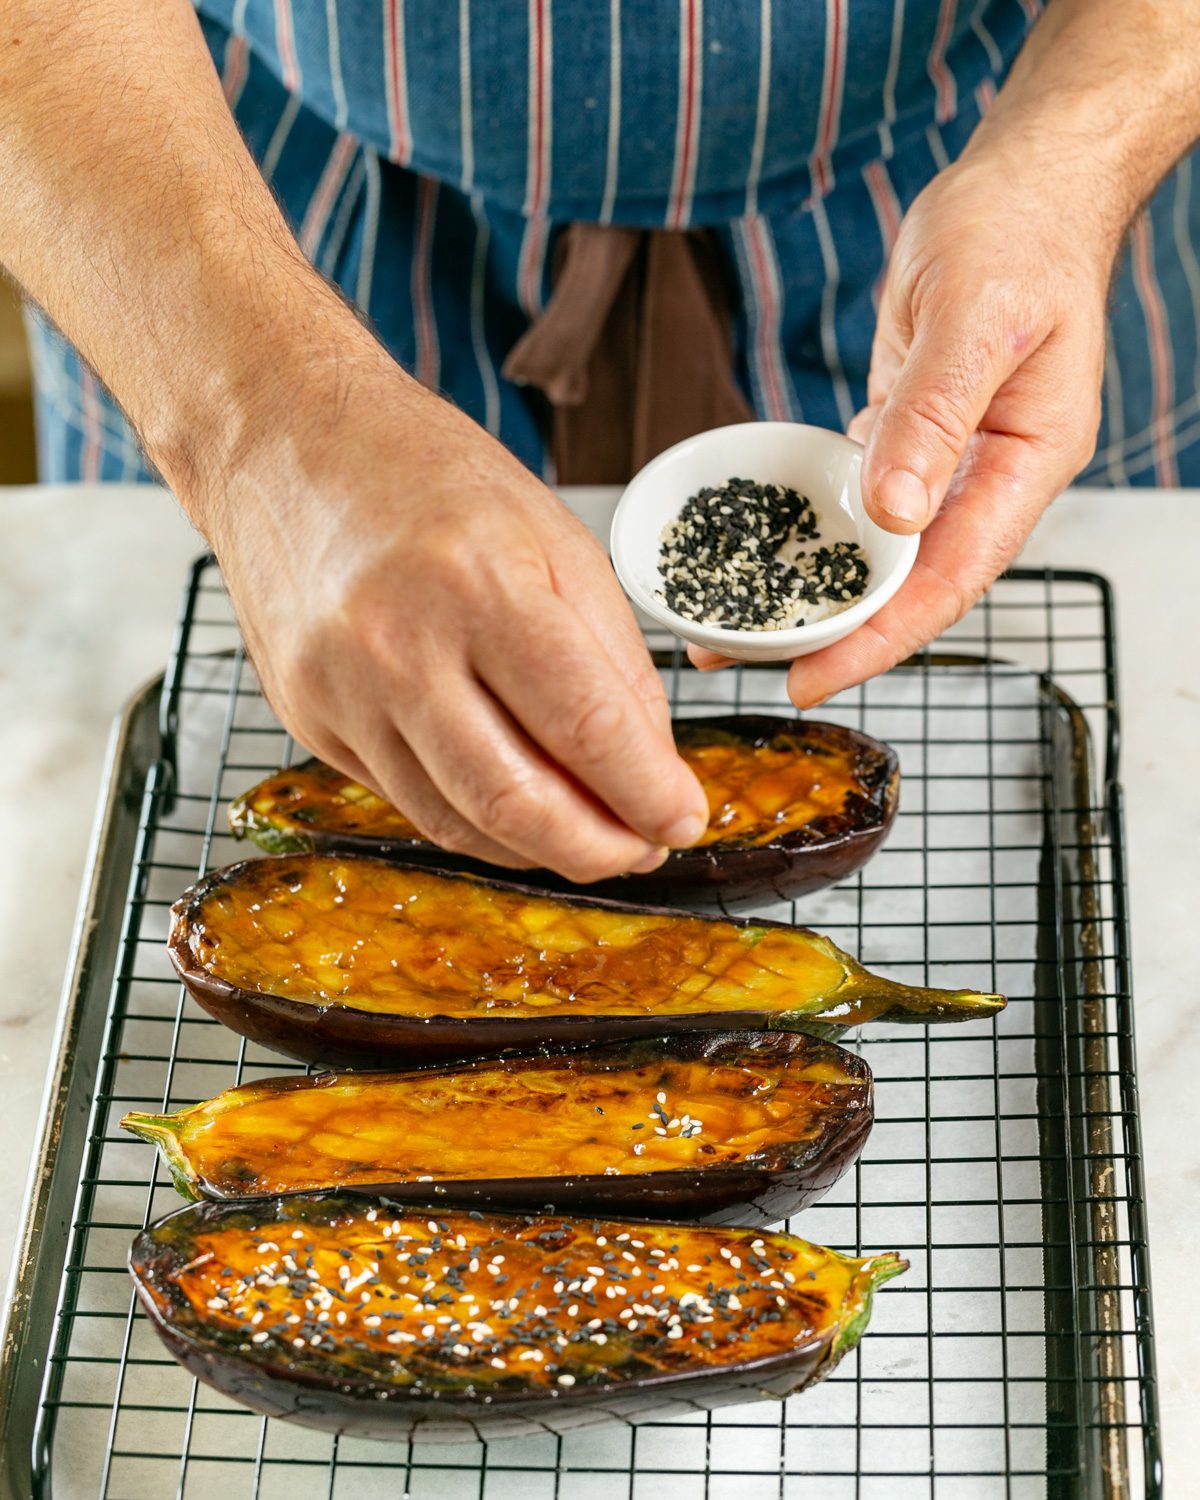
[229,716,900,905]
[168,853,1004,1067]
[129,1193,906,1442]
[121,1031,872,1226]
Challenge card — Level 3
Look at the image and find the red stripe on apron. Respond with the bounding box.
[222,35,250,106]
[667,0,702,230]
[385,0,411,164]
[1130,213,1180,488]
[864,158,902,313]
[298,133,358,259]
[746,217,789,421]
[275,0,301,93]
[519,0,552,315]
[413,179,442,389]
[927,0,957,125]
[811,0,846,199]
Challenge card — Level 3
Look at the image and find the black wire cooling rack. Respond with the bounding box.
[0,558,1160,1500]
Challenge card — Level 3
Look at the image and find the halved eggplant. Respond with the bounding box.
[121,1031,872,1225]
[129,1194,906,1441]
[168,853,1003,1066]
[229,716,899,905]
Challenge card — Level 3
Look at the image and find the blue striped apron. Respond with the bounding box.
[29,0,1200,488]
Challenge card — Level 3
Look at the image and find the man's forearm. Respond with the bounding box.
[0,0,374,512]
[966,0,1200,249]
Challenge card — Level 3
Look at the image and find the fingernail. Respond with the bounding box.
[631,846,669,874]
[788,675,829,711]
[875,468,929,527]
[662,812,707,848]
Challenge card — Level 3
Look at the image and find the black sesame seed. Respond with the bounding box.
[655,476,869,630]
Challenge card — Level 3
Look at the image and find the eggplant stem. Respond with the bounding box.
[120,1111,178,1144]
[229,805,314,855]
[833,1251,909,1357]
[829,968,1006,1028]
[121,1111,201,1203]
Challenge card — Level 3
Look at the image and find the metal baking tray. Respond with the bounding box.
[0,559,1160,1498]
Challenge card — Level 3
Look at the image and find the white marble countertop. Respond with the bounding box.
[2,482,1196,1488]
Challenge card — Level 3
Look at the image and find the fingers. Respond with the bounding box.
[548,518,675,739]
[398,665,671,884]
[311,707,669,881]
[846,404,882,447]
[474,593,709,852]
[300,733,385,801]
[787,444,1049,708]
[786,553,967,708]
[336,727,542,871]
[861,303,1036,536]
[686,643,740,671]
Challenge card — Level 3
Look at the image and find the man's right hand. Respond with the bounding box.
[1,0,707,883]
[199,328,708,883]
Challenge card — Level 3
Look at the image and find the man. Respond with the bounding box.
[2,1,1197,882]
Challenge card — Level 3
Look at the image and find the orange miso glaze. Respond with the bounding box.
[238,760,422,841]
[231,728,874,854]
[142,1051,863,1195]
[183,856,850,1019]
[149,1202,865,1390]
[680,736,863,847]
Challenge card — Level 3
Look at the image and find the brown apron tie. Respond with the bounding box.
[503,222,755,485]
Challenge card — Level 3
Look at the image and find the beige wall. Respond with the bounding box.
[0,277,36,483]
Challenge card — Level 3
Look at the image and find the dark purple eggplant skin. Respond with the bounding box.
[234,717,899,909]
[129,1194,862,1442]
[187,1032,875,1228]
[136,1305,821,1442]
[168,855,1002,1069]
[169,859,798,1069]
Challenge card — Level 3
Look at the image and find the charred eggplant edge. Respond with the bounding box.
[168,853,1004,1062]
[128,1194,907,1412]
[121,1030,874,1213]
[228,717,900,899]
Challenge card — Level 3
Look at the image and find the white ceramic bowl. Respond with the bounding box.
[610,422,918,662]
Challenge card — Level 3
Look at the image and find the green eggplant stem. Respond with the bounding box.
[121,1111,179,1145]
[827,967,1004,1029]
[121,1110,201,1203]
[229,805,314,855]
[833,1251,909,1357]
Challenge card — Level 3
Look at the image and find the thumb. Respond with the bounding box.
[862,309,1029,535]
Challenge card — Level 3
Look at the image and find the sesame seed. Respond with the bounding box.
[655,477,869,630]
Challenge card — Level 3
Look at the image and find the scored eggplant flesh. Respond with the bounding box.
[231,759,421,854]
[129,1193,906,1440]
[169,854,1004,1065]
[228,716,900,904]
[120,1031,873,1224]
